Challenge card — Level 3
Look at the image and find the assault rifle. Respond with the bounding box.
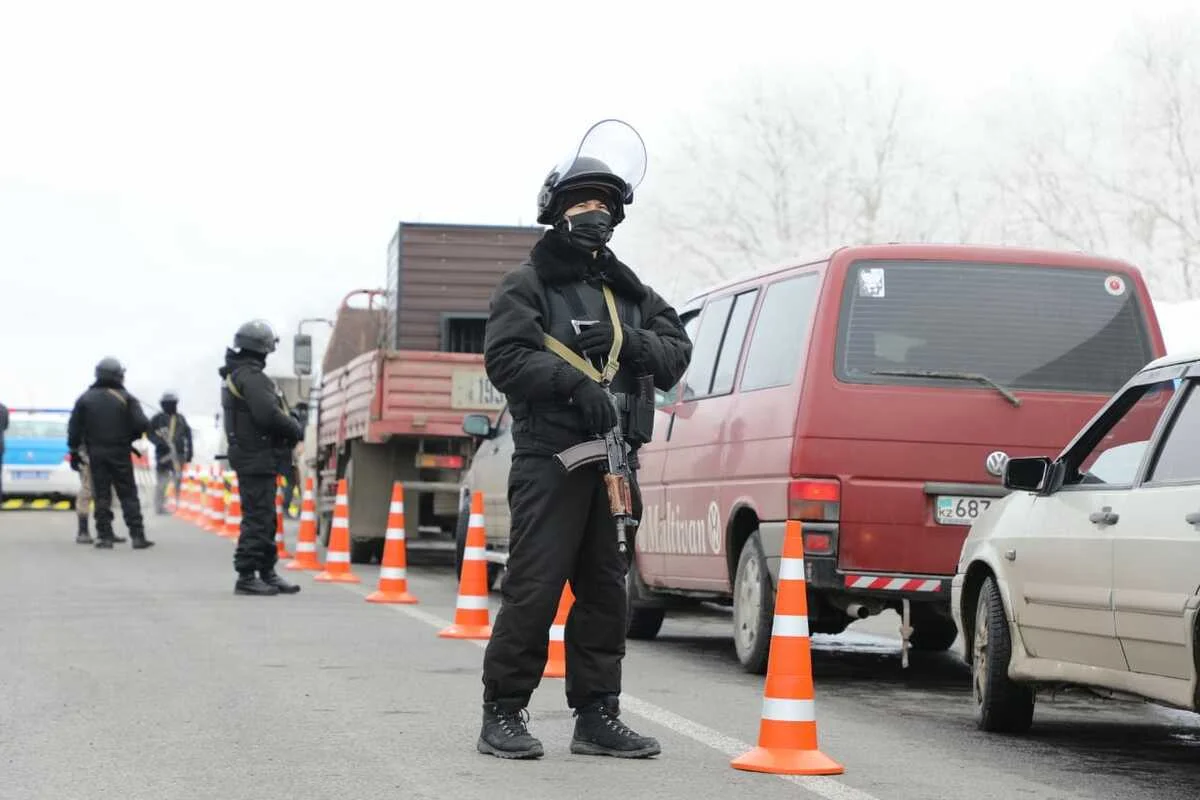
[553,382,646,560]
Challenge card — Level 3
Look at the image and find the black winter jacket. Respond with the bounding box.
[148,412,194,465]
[483,230,693,457]
[67,378,150,454]
[219,349,303,475]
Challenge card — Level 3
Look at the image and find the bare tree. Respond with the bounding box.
[991,16,1200,300]
[637,67,958,296]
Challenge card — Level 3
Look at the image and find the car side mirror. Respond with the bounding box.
[1003,456,1052,493]
[293,333,313,376]
[462,413,494,439]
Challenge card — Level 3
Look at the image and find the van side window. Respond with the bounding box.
[710,289,759,395]
[657,311,702,407]
[681,295,734,401]
[740,273,821,392]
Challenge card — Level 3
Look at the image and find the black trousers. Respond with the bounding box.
[481,455,633,710]
[89,447,144,541]
[233,471,277,575]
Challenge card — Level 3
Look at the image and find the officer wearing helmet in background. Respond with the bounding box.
[148,391,194,515]
[477,121,692,760]
[67,357,154,550]
[219,320,305,596]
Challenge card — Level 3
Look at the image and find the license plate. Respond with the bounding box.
[450,369,506,411]
[935,495,994,526]
[12,470,50,480]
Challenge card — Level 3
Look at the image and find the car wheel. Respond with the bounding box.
[910,604,960,652]
[453,495,469,581]
[973,576,1035,733]
[732,531,775,675]
[349,538,378,564]
[454,496,501,590]
[626,561,666,640]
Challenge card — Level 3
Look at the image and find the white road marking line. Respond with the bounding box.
[326,579,886,800]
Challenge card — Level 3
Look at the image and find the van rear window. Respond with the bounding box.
[836,260,1155,394]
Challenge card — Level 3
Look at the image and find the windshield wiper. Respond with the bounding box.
[869,369,1022,407]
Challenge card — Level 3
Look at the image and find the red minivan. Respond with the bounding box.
[628,244,1167,673]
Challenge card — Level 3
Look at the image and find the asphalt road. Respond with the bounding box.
[2,510,1197,800]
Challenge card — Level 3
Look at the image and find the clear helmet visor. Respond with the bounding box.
[550,119,648,195]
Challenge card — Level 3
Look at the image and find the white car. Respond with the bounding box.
[952,350,1200,732]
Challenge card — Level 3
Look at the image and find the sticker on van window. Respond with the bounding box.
[858,268,886,298]
[1104,275,1126,296]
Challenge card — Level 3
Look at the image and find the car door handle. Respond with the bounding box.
[1089,507,1119,526]
[1186,511,1200,527]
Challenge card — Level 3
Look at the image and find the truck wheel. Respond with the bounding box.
[910,604,960,652]
[732,531,775,675]
[973,576,1035,733]
[626,561,665,640]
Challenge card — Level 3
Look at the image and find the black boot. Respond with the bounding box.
[261,570,300,594]
[477,703,544,759]
[94,538,114,549]
[76,517,93,545]
[131,535,155,550]
[570,698,660,759]
[112,534,127,544]
[235,573,280,596]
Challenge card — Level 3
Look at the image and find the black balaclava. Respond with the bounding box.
[554,186,619,251]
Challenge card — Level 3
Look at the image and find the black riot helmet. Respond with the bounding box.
[536,119,648,226]
[95,356,125,383]
[233,319,279,356]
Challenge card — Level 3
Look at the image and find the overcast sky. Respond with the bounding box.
[2,0,1197,418]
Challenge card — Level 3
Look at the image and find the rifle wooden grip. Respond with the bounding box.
[604,474,631,515]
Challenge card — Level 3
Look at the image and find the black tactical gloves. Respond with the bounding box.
[69,451,82,472]
[574,322,643,365]
[571,379,617,434]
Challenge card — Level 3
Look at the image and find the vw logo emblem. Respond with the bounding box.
[985,451,1009,478]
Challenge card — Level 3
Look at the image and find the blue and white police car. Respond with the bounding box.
[1,408,78,500]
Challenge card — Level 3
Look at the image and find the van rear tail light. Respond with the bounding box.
[788,478,841,521]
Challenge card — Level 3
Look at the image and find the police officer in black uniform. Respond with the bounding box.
[477,121,692,760]
[219,320,304,596]
[67,357,154,550]
[148,391,194,515]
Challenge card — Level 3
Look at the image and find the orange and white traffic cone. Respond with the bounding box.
[314,479,360,583]
[275,476,292,559]
[285,477,321,572]
[204,470,223,533]
[731,520,844,776]
[543,582,575,678]
[220,475,242,539]
[439,491,492,639]
[366,482,418,604]
[176,467,193,522]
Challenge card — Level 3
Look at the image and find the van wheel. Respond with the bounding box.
[910,604,960,652]
[626,562,665,640]
[733,532,775,675]
[973,576,1035,733]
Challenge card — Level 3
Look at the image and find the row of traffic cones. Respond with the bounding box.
[174,464,841,778]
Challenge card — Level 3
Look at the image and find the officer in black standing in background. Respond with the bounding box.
[67,357,154,550]
[476,121,692,760]
[219,320,304,596]
[148,391,194,515]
